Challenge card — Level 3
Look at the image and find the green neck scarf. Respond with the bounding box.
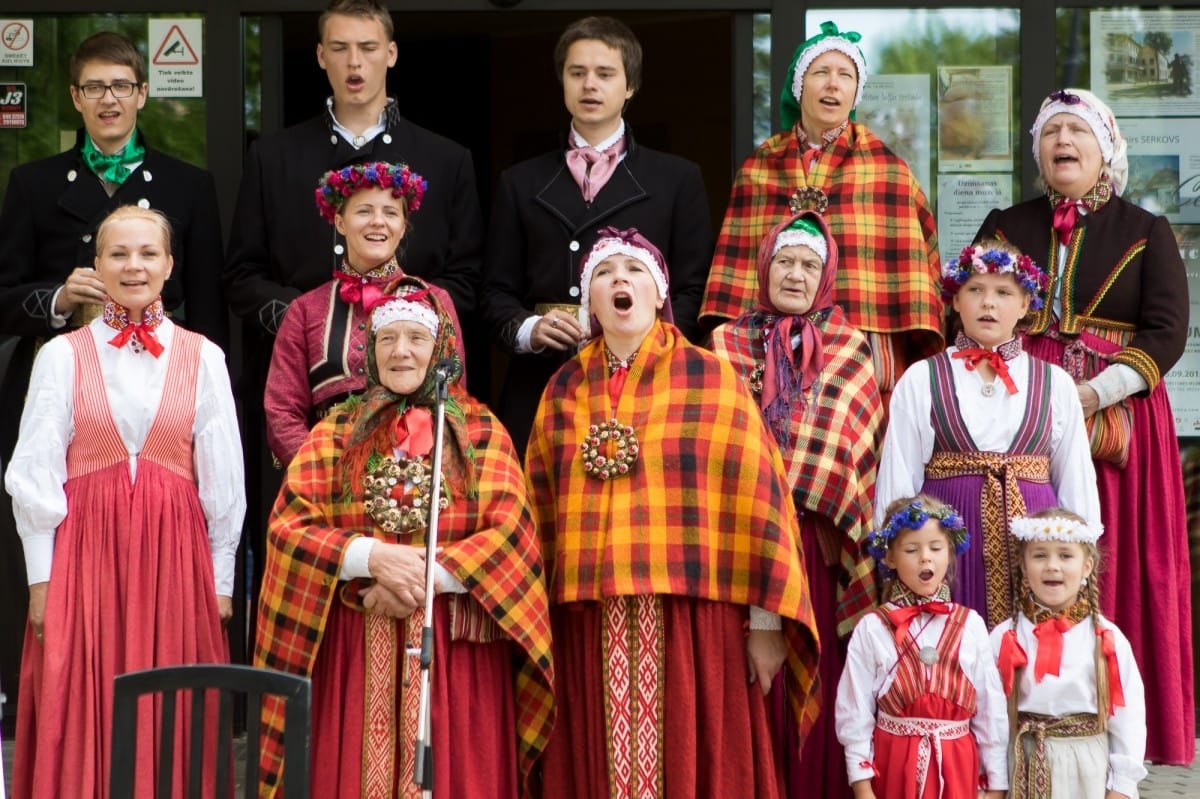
[81,131,145,185]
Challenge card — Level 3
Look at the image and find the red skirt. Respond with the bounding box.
[540,595,783,799]
[871,696,978,799]
[12,461,228,799]
[309,595,517,798]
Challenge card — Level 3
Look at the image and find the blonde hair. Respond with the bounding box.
[95,205,173,254]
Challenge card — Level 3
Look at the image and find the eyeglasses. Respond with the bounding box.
[76,81,138,100]
[1048,90,1081,105]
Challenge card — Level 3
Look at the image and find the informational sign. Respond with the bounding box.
[858,74,932,193]
[936,65,1013,172]
[935,174,1012,266]
[1092,9,1200,117]
[1167,225,1200,436]
[0,20,33,67]
[148,19,202,97]
[0,82,27,128]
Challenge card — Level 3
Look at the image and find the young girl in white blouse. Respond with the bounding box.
[991,509,1146,798]
[836,495,1008,799]
[874,239,1099,629]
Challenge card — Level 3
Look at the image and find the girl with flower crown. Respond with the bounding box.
[263,161,465,467]
[256,276,553,798]
[835,495,1008,799]
[6,205,245,798]
[875,238,1099,630]
[990,508,1146,798]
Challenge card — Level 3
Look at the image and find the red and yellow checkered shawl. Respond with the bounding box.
[711,306,883,636]
[702,123,943,349]
[254,399,554,798]
[525,321,820,740]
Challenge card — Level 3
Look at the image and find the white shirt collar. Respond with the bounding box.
[571,118,625,152]
[326,97,387,149]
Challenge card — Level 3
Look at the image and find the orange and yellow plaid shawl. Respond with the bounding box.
[525,321,821,741]
[702,123,943,351]
[254,399,554,798]
[711,306,883,636]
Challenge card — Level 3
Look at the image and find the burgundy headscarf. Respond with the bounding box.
[755,210,839,440]
[579,226,674,338]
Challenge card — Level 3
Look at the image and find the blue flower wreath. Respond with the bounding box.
[940,244,1048,309]
[866,500,971,575]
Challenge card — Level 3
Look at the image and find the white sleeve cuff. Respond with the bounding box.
[749,605,782,630]
[212,550,236,597]
[1087,363,1148,408]
[339,537,375,580]
[515,315,543,354]
[48,286,70,328]
[23,534,55,584]
[434,563,467,594]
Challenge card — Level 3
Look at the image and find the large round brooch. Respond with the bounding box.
[789,186,829,214]
[580,419,639,480]
[362,456,449,534]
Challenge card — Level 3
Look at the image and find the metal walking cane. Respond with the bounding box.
[410,357,458,797]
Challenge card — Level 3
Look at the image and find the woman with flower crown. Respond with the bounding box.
[835,495,1008,799]
[264,161,464,468]
[255,275,553,798]
[875,238,1099,630]
[974,87,1192,766]
[6,205,245,798]
[525,227,819,798]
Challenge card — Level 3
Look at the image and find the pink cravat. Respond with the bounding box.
[566,140,624,203]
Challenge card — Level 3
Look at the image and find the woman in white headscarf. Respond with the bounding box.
[974,87,1192,766]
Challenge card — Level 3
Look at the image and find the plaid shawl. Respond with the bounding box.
[525,321,820,739]
[702,123,943,352]
[711,306,883,636]
[254,400,554,797]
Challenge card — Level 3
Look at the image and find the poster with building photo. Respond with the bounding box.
[1091,10,1200,116]
[1166,225,1200,436]
[935,174,1012,267]
[936,66,1012,172]
[1122,117,1200,223]
[857,74,932,193]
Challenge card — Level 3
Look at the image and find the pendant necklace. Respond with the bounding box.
[981,381,996,398]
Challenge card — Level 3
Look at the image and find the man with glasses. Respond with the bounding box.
[0,30,226,719]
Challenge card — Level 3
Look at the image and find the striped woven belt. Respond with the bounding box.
[1012,711,1104,799]
[877,711,970,798]
[926,451,1050,626]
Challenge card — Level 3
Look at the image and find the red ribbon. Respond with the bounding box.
[107,323,164,358]
[886,601,951,648]
[608,364,629,406]
[1032,616,1075,682]
[952,347,1018,395]
[1098,627,1127,713]
[391,407,434,457]
[996,628,1029,696]
[1052,199,1084,241]
[335,270,386,312]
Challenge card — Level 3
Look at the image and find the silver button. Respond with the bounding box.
[67,169,78,182]
[569,286,580,298]
[82,234,92,243]
[382,133,392,144]
[353,135,366,147]
[330,134,338,145]
[142,170,153,182]
[569,240,580,252]
[334,244,345,255]
[137,198,150,209]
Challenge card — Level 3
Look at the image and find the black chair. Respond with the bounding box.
[109,663,310,799]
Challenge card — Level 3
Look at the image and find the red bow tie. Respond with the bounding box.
[335,270,386,312]
[887,602,951,648]
[1052,199,1084,240]
[392,407,434,457]
[952,347,1018,395]
[1032,616,1076,682]
[107,322,164,358]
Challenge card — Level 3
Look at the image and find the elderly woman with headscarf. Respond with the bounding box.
[710,211,883,799]
[974,88,1192,765]
[702,20,941,402]
[254,276,554,798]
[526,227,820,798]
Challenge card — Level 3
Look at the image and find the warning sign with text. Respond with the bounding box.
[0,82,28,128]
[148,19,202,97]
[0,20,33,67]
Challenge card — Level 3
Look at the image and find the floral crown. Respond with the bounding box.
[1010,515,1103,545]
[941,244,1047,309]
[314,161,427,224]
[867,500,970,574]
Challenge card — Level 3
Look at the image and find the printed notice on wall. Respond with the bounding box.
[936,65,1012,173]
[1167,224,1200,436]
[0,20,33,66]
[935,174,1012,267]
[1092,9,1200,117]
[1122,117,1200,223]
[148,19,202,97]
[857,74,932,194]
